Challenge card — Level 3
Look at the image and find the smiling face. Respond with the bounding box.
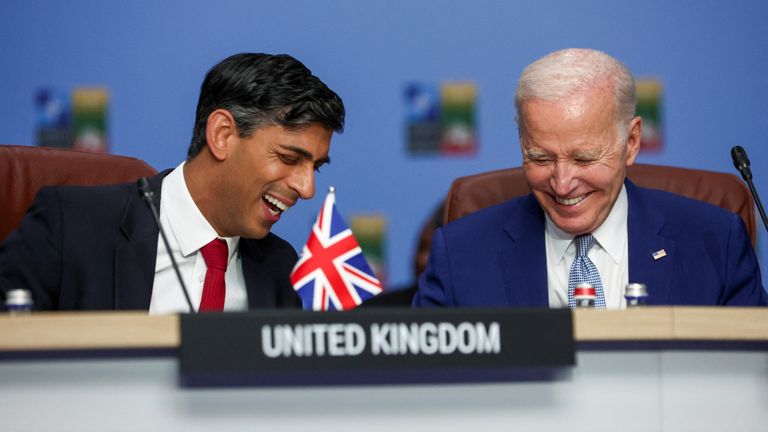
[519,88,641,236]
[198,122,332,239]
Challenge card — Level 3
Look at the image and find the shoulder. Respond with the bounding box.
[632,185,736,223]
[33,170,170,216]
[629,184,744,244]
[445,194,538,231]
[38,181,136,205]
[241,232,298,263]
[437,194,542,252]
[259,232,297,254]
[442,194,541,239]
[25,182,139,226]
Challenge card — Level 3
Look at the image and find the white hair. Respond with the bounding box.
[515,48,636,136]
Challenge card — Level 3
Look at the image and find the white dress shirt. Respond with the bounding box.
[545,185,629,309]
[149,162,248,314]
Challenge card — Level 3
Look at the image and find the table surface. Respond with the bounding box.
[0,307,766,351]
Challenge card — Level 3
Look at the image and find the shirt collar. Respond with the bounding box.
[545,184,628,264]
[162,162,240,260]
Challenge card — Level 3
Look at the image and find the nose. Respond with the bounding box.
[550,160,578,196]
[289,165,315,200]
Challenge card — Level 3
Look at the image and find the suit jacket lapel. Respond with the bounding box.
[114,171,167,310]
[626,180,675,305]
[239,239,276,308]
[499,195,549,306]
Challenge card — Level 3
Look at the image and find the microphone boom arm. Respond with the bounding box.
[731,146,768,235]
[745,177,768,234]
[137,177,196,313]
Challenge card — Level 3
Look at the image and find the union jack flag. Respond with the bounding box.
[290,188,383,310]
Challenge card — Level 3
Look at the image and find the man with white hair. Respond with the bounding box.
[414,48,767,308]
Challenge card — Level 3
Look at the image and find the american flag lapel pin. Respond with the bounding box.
[652,249,667,260]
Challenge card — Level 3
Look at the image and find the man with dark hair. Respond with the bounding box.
[0,53,345,313]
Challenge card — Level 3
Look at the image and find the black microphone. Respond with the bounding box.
[137,177,196,313]
[730,146,768,234]
[731,146,753,180]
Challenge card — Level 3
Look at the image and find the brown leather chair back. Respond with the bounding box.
[444,163,756,246]
[0,145,157,243]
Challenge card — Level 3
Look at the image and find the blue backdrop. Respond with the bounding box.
[2,0,768,289]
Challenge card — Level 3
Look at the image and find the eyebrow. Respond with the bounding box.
[575,142,616,160]
[573,148,604,159]
[524,144,610,161]
[523,148,549,159]
[278,144,331,166]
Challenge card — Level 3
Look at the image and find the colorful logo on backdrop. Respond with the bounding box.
[405,81,477,156]
[35,88,73,149]
[636,79,663,153]
[350,214,387,287]
[35,86,110,153]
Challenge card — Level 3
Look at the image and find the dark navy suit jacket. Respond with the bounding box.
[414,180,767,307]
[0,171,301,311]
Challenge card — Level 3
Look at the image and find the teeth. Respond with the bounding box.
[264,194,288,212]
[555,195,585,206]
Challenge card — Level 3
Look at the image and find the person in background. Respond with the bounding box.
[414,48,766,308]
[361,203,444,307]
[0,53,345,313]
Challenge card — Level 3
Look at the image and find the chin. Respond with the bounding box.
[236,224,270,240]
[551,217,594,236]
[250,229,271,240]
[555,225,582,236]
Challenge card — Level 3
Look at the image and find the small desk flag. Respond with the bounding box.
[290,188,383,310]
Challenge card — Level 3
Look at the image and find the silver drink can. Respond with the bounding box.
[5,288,33,314]
[573,283,596,308]
[624,283,648,307]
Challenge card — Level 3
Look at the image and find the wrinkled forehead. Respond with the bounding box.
[556,94,590,121]
[519,96,623,156]
[519,88,617,129]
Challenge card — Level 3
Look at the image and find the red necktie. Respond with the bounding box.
[199,239,228,312]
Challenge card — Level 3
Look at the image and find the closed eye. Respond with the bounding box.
[279,154,299,165]
[527,155,554,165]
[276,144,331,171]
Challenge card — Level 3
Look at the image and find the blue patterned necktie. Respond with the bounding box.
[568,234,607,309]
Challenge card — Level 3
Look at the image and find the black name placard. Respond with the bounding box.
[180,308,574,386]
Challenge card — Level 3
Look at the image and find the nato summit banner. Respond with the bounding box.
[180,308,574,386]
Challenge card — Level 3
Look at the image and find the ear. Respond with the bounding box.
[625,116,642,166]
[205,109,238,161]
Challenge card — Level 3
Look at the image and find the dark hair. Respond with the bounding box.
[187,53,345,160]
